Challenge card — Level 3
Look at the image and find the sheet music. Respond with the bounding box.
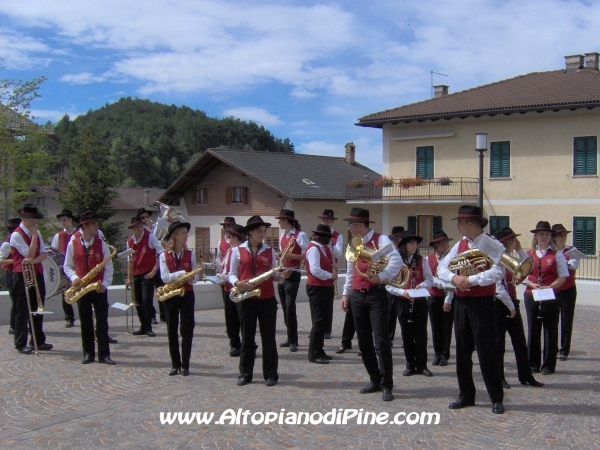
[477,234,505,264]
[565,248,585,260]
[532,288,555,301]
[111,302,132,310]
[203,276,225,285]
[405,288,430,298]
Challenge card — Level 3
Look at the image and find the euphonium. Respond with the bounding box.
[447,249,492,276]
[500,253,534,285]
[157,265,204,302]
[346,234,394,278]
[64,244,117,304]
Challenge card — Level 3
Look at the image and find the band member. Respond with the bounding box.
[275,209,308,352]
[160,221,197,376]
[228,216,291,387]
[137,207,163,323]
[63,210,114,364]
[10,204,52,354]
[387,230,434,377]
[318,210,342,340]
[427,230,454,367]
[437,205,505,414]
[1,218,20,335]
[51,209,77,328]
[387,225,405,347]
[305,224,337,364]
[218,222,244,357]
[552,223,579,362]
[341,208,402,402]
[523,221,567,375]
[493,227,544,388]
[126,216,164,337]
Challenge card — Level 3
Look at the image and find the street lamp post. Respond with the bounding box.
[475,133,488,212]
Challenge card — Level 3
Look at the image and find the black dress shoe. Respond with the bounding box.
[335,346,350,354]
[169,368,181,376]
[8,327,15,335]
[357,351,362,357]
[81,354,95,364]
[237,377,250,386]
[99,357,116,365]
[65,321,74,328]
[229,347,241,357]
[521,377,544,387]
[432,355,442,366]
[403,367,415,376]
[280,340,290,347]
[440,357,449,367]
[265,377,278,387]
[382,388,394,402]
[18,346,33,354]
[419,368,433,377]
[289,343,298,352]
[541,367,553,375]
[530,366,540,374]
[132,329,145,335]
[152,317,158,325]
[181,368,189,377]
[360,382,381,394]
[559,355,567,361]
[449,398,475,409]
[309,358,329,364]
[107,336,118,344]
[501,379,511,389]
[319,354,333,360]
[492,402,505,414]
[146,330,156,337]
[324,333,332,339]
[38,343,53,351]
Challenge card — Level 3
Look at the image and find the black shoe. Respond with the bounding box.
[501,379,511,389]
[521,377,544,387]
[432,355,442,366]
[324,333,332,339]
[319,354,333,361]
[336,346,349,354]
[152,317,158,325]
[265,377,278,387]
[237,377,250,386]
[289,343,298,352]
[280,340,290,347]
[403,367,415,376]
[146,330,156,337]
[309,358,329,364]
[559,355,567,361]
[38,343,53,351]
[181,368,189,377]
[357,351,362,357]
[419,368,433,377]
[99,357,116,365]
[449,398,475,409]
[65,321,74,328]
[492,402,505,414]
[81,354,95,364]
[18,346,33,354]
[382,388,394,402]
[229,347,241,357]
[360,382,381,394]
[530,366,540,374]
[132,329,145,336]
[8,327,15,335]
[169,367,181,376]
[390,341,394,347]
[107,336,118,344]
[541,367,553,375]
[440,357,449,367]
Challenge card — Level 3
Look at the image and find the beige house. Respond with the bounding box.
[354,52,600,262]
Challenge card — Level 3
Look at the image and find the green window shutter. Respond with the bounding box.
[490,141,510,178]
[433,216,443,234]
[407,216,417,232]
[489,215,509,235]
[574,137,597,175]
[573,216,596,255]
[416,146,434,179]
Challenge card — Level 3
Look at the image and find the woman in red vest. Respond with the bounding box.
[522,221,568,375]
[305,224,337,364]
[159,221,198,376]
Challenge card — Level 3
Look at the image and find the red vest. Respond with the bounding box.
[525,248,559,295]
[281,229,302,268]
[11,226,43,274]
[403,256,425,289]
[128,229,157,275]
[352,232,382,291]
[305,243,333,287]
[504,271,517,297]
[219,237,230,261]
[559,246,577,291]
[57,230,74,254]
[238,246,275,299]
[164,250,194,292]
[455,238,496,297]
[427,253,445,296]
[72,232,105,283]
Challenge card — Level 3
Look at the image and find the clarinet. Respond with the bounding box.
[536,259,544,320]
[407,257,416,323]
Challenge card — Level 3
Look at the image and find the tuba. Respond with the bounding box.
[64,244,117,304]
[157,265,204,302]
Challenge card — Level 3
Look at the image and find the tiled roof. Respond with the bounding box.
[160,148,381,203]
[0,104,53,134]
[32,186,164,211]
[357,68,600,127]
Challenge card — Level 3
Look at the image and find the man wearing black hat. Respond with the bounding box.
[136,207,162,324]
[10,204,52,354]
[63,210,115,364]
[318,209,341,340]
[51,210,77,328]
[437,205,505,414]
[387,225,405,347]
[1,218,20,334]
[275,209,309,353]
[341,207,402,402]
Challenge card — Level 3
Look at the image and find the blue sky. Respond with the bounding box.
[2,0,600,174]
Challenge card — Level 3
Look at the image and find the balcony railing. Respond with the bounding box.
[346,177,479,201]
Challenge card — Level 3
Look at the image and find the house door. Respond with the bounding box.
[195,227,211,264]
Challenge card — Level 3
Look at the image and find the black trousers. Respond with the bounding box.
[134,272,155,332]
[494,297,533,383]
[164,290,195,369]
[558,286,577,357]
[340,309,355,349]
[387,291,403,343]
[399,296,429,370]
[454,295,503,404]
[239,297,278,382]
[350,286,393,389]
[307,285,333,360]
[524,293,559,372]
[6,270,16,330]
[324,297,334,335]
[154,265,166,321]
[428,294,454,359]
[62,293,75,322]
[221,286,241,349]
[77,290,110,359]
[12,271,47,349]
[278,270,300,344]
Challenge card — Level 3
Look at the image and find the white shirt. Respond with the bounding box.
[305,242,333,280]
[279,228,309,254]
[63,234,114,288]
[10,224,47,257]
[126,230,164,255]
[342,229,403,297]
[227,241,280,285]
[330,228,344,261]
[386,253,433,297]
[51,228,76,250]
[0,241,11,259]
[159,249,199,284]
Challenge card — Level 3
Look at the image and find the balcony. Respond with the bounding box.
[346,177,479,202]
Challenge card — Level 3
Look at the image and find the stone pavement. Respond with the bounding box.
[0,301,599,449]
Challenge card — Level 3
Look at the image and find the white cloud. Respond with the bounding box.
[60,72,107,84]
[30,108,80,121]
[222,106,282,126]
[296,140,341,157]
[0,26,52,69]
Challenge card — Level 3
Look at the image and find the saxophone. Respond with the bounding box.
[229,237,296,303]
[64,244,117,304]
[157,265,204,302]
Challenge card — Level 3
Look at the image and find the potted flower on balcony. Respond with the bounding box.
[400,176,425,189]
[437,176,453,186]
[374,176,394,187]
[348,179,363,188]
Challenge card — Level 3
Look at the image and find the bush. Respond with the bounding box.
[348,179,363,188]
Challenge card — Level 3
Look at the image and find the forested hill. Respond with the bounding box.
[49,97,295,189]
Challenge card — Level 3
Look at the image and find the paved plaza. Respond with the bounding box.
[0,300,599,449]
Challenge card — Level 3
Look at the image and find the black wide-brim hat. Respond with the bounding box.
[136,207,153,218]
[226,224,246,239]
[494,226,521,243]
[343,207,374,223]
[220,216,236,226]
[18,203,43,219]
[399,230,423,246]
[551,223,571,235]
[56,209,75,220]
[452,205,488,229]
[128,216,142,229]
[7,217,21,229]
[274,209,295,220]
[530,221,553,234]
[312,224,333,236]
[318,209,337,220]
[388,226,405,239]
[244,215,271,233]
[428,230,453,247]
[79,210,99,225]
[165,221,191,241]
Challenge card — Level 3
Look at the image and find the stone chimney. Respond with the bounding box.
[433,85,449,98]
[584,52,599,70]
[565,54,584,73]
[345,142,356,165]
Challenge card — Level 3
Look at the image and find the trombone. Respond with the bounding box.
[23,259,54,355]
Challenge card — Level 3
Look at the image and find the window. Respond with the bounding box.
[490,141,510,178]
[573,216,596,255]
[407,215,443,245]
[264,228,280,252]
[489,216,509,236]
[196,187,207,205]
[36,197,46,209]
[226,187,247,204]
[416,146,434,179]
[573,136,597,176]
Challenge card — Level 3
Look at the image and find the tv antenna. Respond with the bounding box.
[431,70,449,98]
